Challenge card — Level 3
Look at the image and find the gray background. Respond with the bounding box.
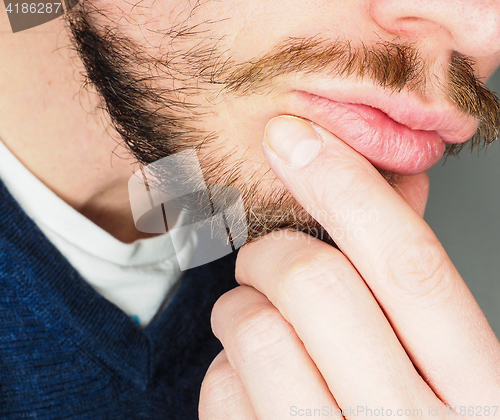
[424,69,500,336]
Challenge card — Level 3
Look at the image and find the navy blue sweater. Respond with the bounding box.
[0,178,239,419]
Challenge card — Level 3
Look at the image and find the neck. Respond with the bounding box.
[0,15,157,243]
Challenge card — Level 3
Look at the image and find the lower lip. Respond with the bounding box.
[292,93,446,175]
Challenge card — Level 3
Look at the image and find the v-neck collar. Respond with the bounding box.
[0,178,238,388]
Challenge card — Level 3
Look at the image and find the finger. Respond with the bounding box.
[393,171,430,217]
[236,231,443,417]
[211,286,342,420]
[262,116,500,406]
[199,350,258,420]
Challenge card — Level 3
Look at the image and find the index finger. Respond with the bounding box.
[261,115,500,407]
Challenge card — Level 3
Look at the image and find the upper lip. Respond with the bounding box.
[296,88,479,144]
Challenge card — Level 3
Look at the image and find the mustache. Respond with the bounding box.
[218,37,500,157]
[448,53,500,155]
[66,1,500,165]
[64,4,500,242]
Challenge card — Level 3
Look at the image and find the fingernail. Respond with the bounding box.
[263,116,324,169]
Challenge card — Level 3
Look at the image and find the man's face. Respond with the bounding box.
[65,0,500,241]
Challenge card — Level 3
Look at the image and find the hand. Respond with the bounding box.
[199,116,500,420]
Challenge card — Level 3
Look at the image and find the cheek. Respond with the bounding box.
[86,0,362,74]
[145,0,355,65]
[204,90,294,170]
[475,55,500,82]
[85,0,206,49]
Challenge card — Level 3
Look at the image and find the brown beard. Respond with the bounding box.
[63,1,500,244]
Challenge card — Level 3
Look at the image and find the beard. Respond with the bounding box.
[63,1,500,244]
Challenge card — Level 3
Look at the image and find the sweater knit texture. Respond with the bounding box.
[0,177,239,419]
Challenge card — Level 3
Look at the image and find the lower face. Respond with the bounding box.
[65,0,500,242]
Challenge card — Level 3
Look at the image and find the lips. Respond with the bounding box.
[289,90,478,175]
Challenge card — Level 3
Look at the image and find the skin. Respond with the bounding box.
[1,0,500,417]
[0,13,152,243]
[1,0,499,240]
[200,119,500,418]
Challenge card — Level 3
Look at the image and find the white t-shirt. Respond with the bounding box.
[0,140,196,327]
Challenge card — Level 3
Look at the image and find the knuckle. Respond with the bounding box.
[211,286,246,334]
[386,235,454,303]
[199,359,246,419]
[230,303,294,366]
[278,246,353,305]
